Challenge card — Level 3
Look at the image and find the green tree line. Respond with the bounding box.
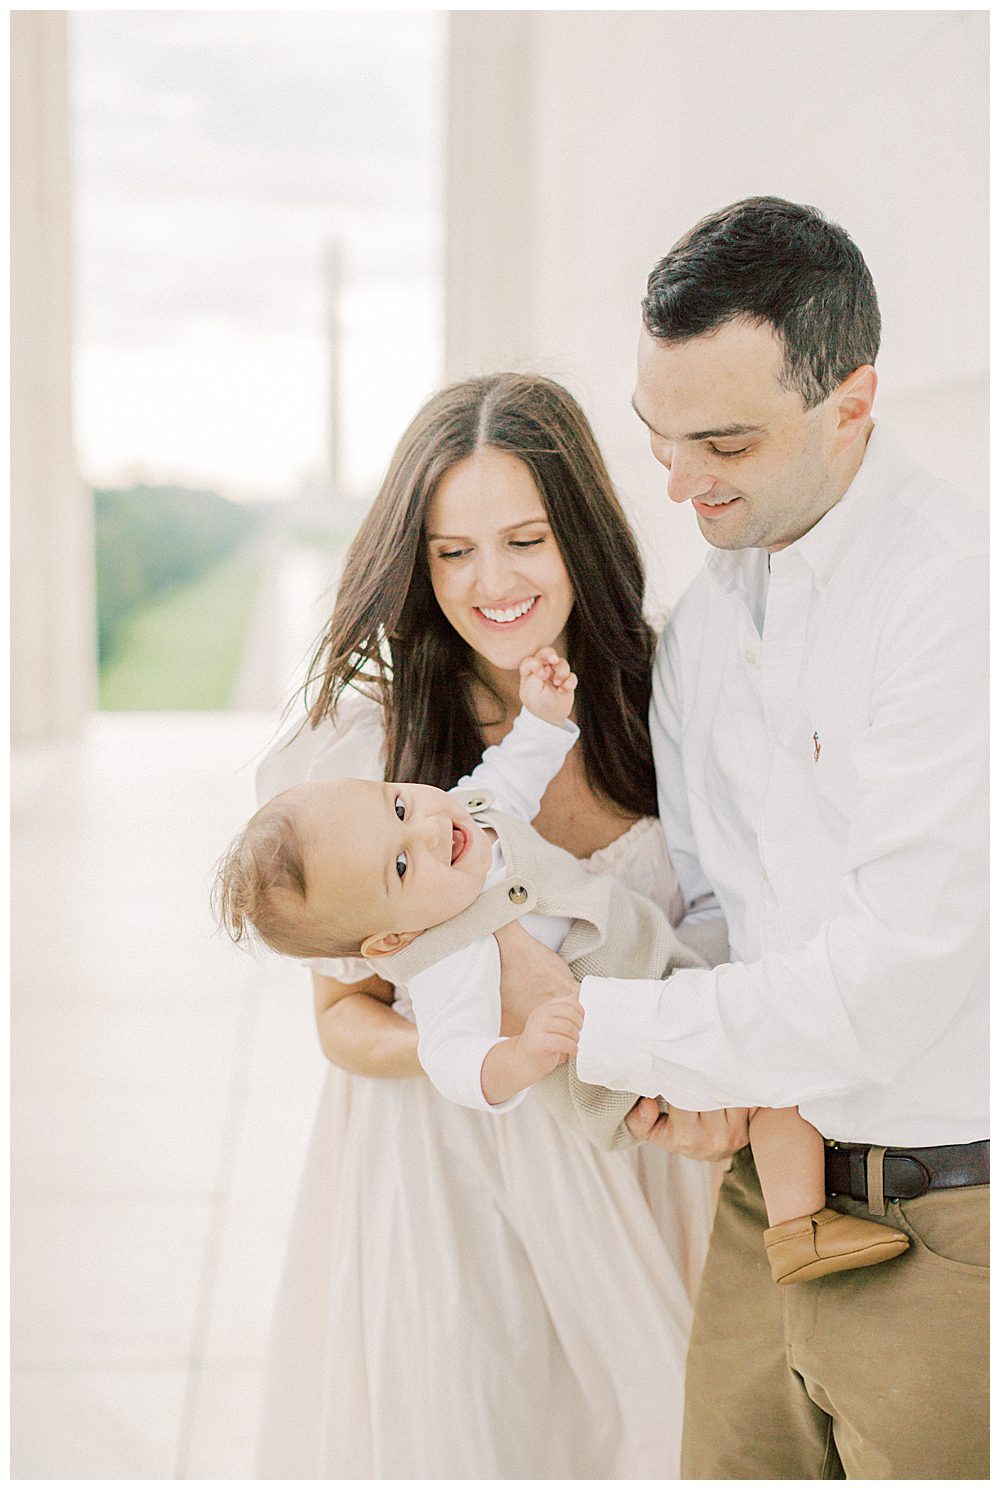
[94,484,262,667]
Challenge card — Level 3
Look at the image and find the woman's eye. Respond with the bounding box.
[510,537,544,549]
[394,795,405,821]
[436,547,469,561]
[395,852,408,880]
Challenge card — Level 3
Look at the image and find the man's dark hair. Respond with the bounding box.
[642,196,881,408]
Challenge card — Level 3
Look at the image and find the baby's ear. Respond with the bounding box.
[361,928,421,959]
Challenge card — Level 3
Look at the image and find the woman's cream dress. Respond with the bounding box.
[254,689,719,1479]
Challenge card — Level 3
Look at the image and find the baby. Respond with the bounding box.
[216,648,908,1285]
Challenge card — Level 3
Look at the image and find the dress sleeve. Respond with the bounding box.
[254,687,387,985]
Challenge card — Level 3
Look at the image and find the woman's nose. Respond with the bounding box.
[474,545,515,599]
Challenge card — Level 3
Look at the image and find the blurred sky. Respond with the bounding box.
[69,10,446,501]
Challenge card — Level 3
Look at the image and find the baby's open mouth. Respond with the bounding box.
[451,824,469,864]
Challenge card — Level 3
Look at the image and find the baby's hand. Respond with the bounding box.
[517,993,584,1080]
[519,647,578,727]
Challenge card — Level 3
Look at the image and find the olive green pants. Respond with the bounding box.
[681,1147,989,1479]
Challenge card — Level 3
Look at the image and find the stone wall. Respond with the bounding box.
[445,12,988,608]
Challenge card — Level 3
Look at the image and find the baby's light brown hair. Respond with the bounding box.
[212,792,360,960]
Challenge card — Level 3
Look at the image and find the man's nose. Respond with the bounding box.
[663,447,716,505]
[667,449,715,509]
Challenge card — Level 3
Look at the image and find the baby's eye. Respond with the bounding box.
[395,851,408,880]
[394,795,405,821]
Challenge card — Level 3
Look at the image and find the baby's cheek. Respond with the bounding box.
[452,873,485,916]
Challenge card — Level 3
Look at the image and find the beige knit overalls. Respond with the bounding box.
[381,787,729,1150]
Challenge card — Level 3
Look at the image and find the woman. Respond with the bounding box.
[254,373,718,1478]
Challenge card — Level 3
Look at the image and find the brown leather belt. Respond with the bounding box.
[825,1139,989,1203]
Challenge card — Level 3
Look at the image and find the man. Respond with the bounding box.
[501,197,988,1477]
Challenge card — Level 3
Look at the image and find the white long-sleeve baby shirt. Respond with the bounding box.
[401,709,578,1112]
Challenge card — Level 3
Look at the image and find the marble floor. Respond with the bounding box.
[11,712,326,1478]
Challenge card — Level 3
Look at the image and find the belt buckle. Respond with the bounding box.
[824,1138,841,1198]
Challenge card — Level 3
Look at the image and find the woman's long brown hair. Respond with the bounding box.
[304,374,659,818]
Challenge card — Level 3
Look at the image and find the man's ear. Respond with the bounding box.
[831,364,877,451]
[361,928,421,959]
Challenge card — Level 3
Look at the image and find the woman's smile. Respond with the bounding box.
[474,596,539,628]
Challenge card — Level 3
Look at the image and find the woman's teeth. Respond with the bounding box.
[477,597,537,624]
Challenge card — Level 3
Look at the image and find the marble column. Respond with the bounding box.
[11,11,95,741]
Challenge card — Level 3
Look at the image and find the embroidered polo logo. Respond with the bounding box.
[812,732,822,762]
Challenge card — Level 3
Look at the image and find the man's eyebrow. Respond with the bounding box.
[426,517,551,542]
[686,422,766,442]
[630,396,764,443]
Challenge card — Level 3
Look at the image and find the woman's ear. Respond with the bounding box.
[361,928,421,959]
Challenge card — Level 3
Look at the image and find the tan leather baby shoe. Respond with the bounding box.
[764,1207,909,1285]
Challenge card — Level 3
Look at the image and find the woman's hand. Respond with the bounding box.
[313,971,424,1079]
[625,1097,750,1161]
[495,921,579,1036]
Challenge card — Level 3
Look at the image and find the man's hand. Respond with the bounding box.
[496,920,578,1036]
[625,1097,751,1162]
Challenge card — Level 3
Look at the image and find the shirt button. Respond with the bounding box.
[744,649,757,664]
[508,885,529,905]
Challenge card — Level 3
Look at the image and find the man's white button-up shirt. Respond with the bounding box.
[577,426,987,1147]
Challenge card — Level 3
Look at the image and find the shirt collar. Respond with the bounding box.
[704,422,897,595]
[704,541,769,605]
[784,422,893,587]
